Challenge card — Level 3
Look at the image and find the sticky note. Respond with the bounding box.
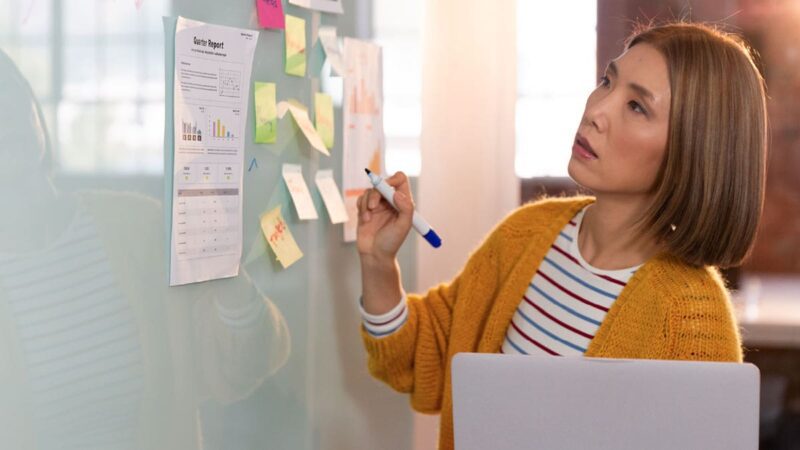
[254,82,277,143]
[277,100,329,156]
[260,206,303,268]
[285,15,306,77]
[282,164,318,220]
[318,26,344,76]
[315,92,334,149]
[256,0,285,29]
[315,170,348,224]
[289,0,343,14]
[308,38,326,76]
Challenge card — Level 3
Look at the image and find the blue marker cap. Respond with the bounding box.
[423,229,442,248]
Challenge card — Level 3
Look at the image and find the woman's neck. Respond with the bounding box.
[578,193,663,270]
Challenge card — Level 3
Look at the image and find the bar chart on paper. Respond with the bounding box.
[181,119,203,142]
[170,18,258,286]
[208,106,242,142]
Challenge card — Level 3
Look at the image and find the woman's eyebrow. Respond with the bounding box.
[606,61,618,76]
[606,60,656,105]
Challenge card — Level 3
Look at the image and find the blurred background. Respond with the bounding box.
[0,0,798,449]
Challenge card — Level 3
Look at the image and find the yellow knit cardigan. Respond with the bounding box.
[361,196,743,450]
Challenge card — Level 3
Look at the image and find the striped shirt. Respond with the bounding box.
[0,206,144,450]
[501,207,638,356]
[362,207,640,355]
[360,294,409,337]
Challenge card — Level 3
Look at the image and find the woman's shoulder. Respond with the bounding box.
[637,254,742,361]
[77,189,161,213]
[75,190,164,243]
[639,253,731,303]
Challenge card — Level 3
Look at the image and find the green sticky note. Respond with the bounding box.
[254,82,277,143]
[315,92,334,149]
[285,15,306,77]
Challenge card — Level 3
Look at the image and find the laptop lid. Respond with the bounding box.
[451,353,760,450]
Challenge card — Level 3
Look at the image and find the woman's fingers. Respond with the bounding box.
[367,188,382,209]
[358,189,394,225]
[357,192,371,223]
[385,171,412,198]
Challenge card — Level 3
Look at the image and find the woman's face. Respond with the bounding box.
[568,43,671,196]
[0,78,48,185]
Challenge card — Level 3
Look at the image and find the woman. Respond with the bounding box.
[0,49,290,449]
[356,22,767,450]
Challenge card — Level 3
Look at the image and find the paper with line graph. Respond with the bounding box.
[342,37,384,242]
[169,17,258,286]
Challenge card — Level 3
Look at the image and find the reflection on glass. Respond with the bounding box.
[0,49,290,449]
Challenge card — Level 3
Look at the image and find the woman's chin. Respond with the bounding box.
[567,159,595,191]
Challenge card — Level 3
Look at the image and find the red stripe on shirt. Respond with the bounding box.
[536,270,610,313]
[597,273,627,286]
[510,319,560,356]
[551,243,581,265]
[551,244,627,287]
[522,295,594,340]
[364,303,406,327]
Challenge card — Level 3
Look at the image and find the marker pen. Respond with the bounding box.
[364,169,442,248]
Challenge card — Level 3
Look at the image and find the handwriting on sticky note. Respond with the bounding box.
[260,206,303,268]
[282,164,319,220]
[256,0,285,29]
[254,82,277,143]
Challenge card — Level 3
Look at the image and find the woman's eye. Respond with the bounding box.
[628,100,646,115]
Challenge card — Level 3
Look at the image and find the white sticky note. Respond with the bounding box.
[315,170,349,224]
[318,26,345,76]
[277,100,330,156]
[282,164,318,220]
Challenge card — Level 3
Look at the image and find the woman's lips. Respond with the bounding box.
[572,139,598,160]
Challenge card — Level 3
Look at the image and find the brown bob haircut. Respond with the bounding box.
[627,22,768,268]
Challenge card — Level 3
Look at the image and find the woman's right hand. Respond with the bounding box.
[356,171,415,264]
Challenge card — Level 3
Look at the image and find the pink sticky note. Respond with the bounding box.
[256,0,285,29]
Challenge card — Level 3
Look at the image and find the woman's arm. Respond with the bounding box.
[357,172,415,316]
[192,271,291,403]
[666,268,743,362]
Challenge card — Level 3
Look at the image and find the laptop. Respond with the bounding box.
[451,353,760,450]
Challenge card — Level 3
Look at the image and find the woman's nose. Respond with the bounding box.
[583,94,611,133]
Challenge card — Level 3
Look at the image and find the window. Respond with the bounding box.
[372,0,423,176]
[515,2,596,178]
[0,0,169,174]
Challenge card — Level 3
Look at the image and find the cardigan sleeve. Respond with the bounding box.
[666,267,744,363]
[360,222,504,414]
[192,272,291,404]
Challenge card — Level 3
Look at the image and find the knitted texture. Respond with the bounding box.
[360,196,743,450]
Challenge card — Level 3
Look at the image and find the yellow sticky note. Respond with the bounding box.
[285,15,306,77]
[277,100,330,156]
[315,92,334,149]
[260,206,303,268]
[254,82,277,143]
